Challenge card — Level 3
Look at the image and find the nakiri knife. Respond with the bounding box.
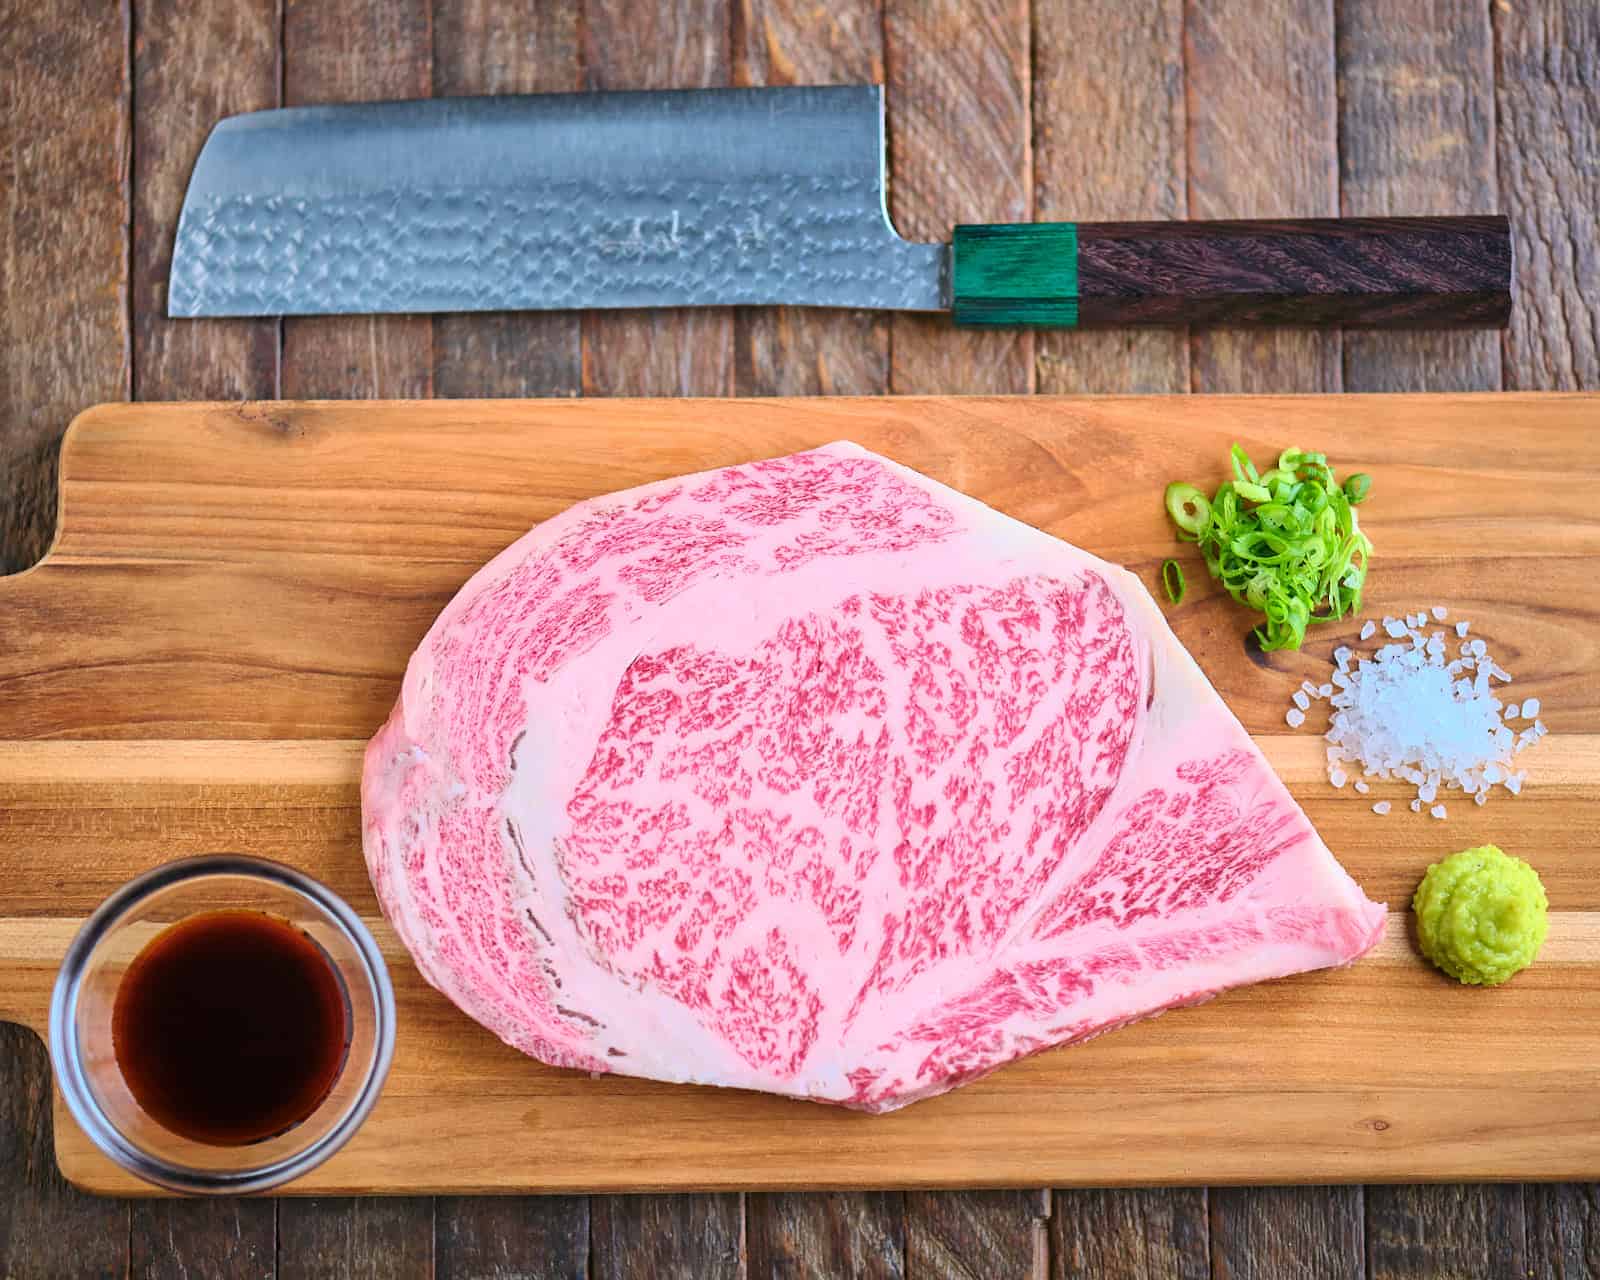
[168,84,1512,329]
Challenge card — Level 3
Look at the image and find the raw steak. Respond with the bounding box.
[362,443,1385,1111]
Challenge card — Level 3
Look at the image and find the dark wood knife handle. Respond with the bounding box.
[951,215,1512,329]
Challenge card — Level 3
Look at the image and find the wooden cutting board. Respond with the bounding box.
[2,394,1597,1196]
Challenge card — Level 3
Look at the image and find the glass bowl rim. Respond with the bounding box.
[48,852,396,1195]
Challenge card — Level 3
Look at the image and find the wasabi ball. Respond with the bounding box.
[1413,845,1548,986]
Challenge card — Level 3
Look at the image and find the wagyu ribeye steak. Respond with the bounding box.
[362,443,1384,1111]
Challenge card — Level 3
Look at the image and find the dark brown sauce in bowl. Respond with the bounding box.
[111,910,350,1146]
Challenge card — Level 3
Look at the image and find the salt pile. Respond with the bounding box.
[1286,607,1546,816]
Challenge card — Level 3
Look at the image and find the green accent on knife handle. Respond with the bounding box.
[952,223,1079,327]
[953,216,1513,329]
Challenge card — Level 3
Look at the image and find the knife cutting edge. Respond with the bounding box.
[168,84,1511,329]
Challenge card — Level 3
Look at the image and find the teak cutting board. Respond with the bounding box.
[2,394,1597,1196]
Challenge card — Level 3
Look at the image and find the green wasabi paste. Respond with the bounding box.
[1412,845,1548,986]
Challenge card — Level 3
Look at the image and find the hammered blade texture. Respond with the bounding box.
[168,86,947,317]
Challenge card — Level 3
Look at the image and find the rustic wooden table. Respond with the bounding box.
[2,1,1596,1276]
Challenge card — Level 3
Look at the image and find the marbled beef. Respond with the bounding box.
[362,443,1384,1111]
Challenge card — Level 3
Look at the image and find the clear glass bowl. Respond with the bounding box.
[49,854,396,1195]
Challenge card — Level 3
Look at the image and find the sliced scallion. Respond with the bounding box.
[1162,443,1374,652]
[1164,482,1210,536]
[1162,559,1186,604]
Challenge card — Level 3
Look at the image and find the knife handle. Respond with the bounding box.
[950,216,1512,329]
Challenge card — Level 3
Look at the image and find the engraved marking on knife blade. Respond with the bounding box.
[734,212,771,251]
[597,211,689,260]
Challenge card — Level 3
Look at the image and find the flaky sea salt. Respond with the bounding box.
[1284,607,1543,817]
[1372,801,1391,815]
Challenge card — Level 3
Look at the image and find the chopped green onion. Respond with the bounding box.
[1162,559,1186,604]
[1164,482,1210,535]
[1161,443,1374,652]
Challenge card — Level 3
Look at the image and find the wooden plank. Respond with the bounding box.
[0,1024,127,1277]
[50,1077,1600,1196]
[11,911,1580,1192]
[15,907,1600,1100]
[1022,15,1224,1223]
[128,0,282,1243]
[16,905,1600,1193]
[277,0,436,1261]
[1207,1187,1361,1280]
[731,0,889,397]
[730,0,886,392]
[1497,0,1600,1254]
[132,0,279,402]
[1494,0,1600,389]
[131,1200,275,1279]
[1183,0,1340,393]
[885,0,1032,394]
[747,1191,903,1279]
[1051,1188,1207,1280]
[1183,6,1351,1261]
[578,0,734,399]
[1495,1,1600,1258]
[277,1198,434,1279]
[0,0,130,575]
[1336,6,1512,1265]
[1336,0,1499,393]
[2,738,1595,924]
[6,395,1594,740]
[1364,1184,1525,1279]
[576,4,741,1264]
[1032,0,1188,396]
[436,1196,587,1280]
[429,4,590,1264]
[591,1194,745,1280]
[908,1189,1047,1279]
[0,2,131,1271]
[582,306,732,397]
[732,4,906,1270]
[1524,1183,1600,1279]
[281,0,434,399]
[432,2,582,399]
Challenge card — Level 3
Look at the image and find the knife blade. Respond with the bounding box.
[169,85,1512,329]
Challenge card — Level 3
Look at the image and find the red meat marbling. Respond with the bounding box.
[362,443,1384,1111]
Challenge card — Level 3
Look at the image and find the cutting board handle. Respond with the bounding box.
[950,215,1512,329]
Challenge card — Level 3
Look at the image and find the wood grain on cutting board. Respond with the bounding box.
[0,393,1595,1195]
